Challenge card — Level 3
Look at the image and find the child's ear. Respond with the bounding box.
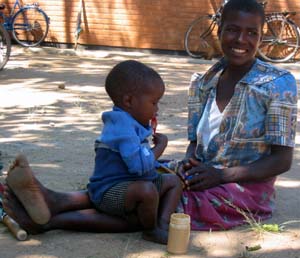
[122,94,132,109]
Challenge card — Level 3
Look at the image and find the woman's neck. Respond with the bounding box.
[223,58,256,82]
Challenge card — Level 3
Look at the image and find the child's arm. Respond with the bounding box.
[151,133,168,159]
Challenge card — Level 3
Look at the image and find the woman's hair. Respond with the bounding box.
[105,60,162,105]
[220,0,265,28]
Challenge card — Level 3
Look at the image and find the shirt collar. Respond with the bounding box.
[202,58,288,89]
[112,106,152,131]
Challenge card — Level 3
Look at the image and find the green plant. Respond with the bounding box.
[224,198,300,237]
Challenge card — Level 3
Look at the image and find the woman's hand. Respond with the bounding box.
[175,159,192,188]
[184,158,223,191]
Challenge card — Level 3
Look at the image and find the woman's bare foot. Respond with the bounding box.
[2,186,47,234]
[6,154,51,225]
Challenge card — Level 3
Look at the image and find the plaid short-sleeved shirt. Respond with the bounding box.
[187,58,298,168]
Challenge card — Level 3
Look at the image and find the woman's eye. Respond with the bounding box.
[248,30,258,36]
[225,28,236,32]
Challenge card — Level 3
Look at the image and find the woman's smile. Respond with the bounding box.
[231,47,247,54]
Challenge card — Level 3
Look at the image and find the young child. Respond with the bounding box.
[87,60,182,244]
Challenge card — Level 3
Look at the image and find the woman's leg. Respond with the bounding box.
[3,154,139,234]
[5,154,93,217]
[6,154,51,224]
[3,187,138,234]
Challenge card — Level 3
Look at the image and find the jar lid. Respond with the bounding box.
[170,213,190,224]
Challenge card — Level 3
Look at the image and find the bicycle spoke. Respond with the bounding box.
[184,15,218,59]
[258,15,299,62]
[12,7,49,47]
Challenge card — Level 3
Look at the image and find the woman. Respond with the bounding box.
[176,0,297,230]
[2,0,297,234]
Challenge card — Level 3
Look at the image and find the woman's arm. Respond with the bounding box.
[184,141,197,160]
[222,145,293,183]
[185,145,293,191]
[176,141,198,182]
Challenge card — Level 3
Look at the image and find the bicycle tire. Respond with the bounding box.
[12,6,49,47]
[184,15,217,58]
[0,24,11,70]
[258,15,299,63]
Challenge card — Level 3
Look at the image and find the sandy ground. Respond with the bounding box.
[0,46,299,258]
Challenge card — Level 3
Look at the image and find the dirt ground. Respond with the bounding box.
[0,46,299,258]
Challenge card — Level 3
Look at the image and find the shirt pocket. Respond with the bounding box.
[231,87,269,143]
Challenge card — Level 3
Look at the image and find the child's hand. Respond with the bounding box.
[151,133,168,159]
[152,133,168,149]
[150,117,157,134]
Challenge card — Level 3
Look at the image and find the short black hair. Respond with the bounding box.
[105,60,163,105]
[220,0,265,28]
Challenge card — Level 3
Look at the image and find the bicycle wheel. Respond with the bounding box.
[12,7,49,47]
[0,24,11,70]
[258,15,299,63]
[184,15,217,58]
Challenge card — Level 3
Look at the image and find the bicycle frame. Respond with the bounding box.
[203,15,219,39]
[0,0,21,28]
[0,0,45,31]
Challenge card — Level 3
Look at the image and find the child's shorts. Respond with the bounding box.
[95,175,162,218]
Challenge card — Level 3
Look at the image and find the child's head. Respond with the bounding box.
[220,0,265,29]
[105,60,165,127]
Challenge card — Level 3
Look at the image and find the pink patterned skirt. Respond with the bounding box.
[177,178,276,231]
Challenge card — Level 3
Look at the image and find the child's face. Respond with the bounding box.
[129,79,165,127]
[218,10,263,68]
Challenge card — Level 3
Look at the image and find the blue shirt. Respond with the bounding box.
[88,106,158,204]
[188,58,298,168]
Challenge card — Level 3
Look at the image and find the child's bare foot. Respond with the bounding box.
[142,227,168,245]
[6,154,51,225]
[2,186,46,234]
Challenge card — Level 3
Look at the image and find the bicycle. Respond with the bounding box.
[0,23,11,70]
[0,0,50,47]
[184,0,226,59]
[184,1,300,63]
[258,8,300,62]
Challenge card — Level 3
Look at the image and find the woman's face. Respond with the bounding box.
[218,10,263,68]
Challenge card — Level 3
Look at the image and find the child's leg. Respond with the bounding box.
[157,174,183,230]
[141,174,182,244]
[124,181,159,230]
[124,180,172,244]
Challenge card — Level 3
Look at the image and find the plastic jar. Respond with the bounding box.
[167,213,191,254]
